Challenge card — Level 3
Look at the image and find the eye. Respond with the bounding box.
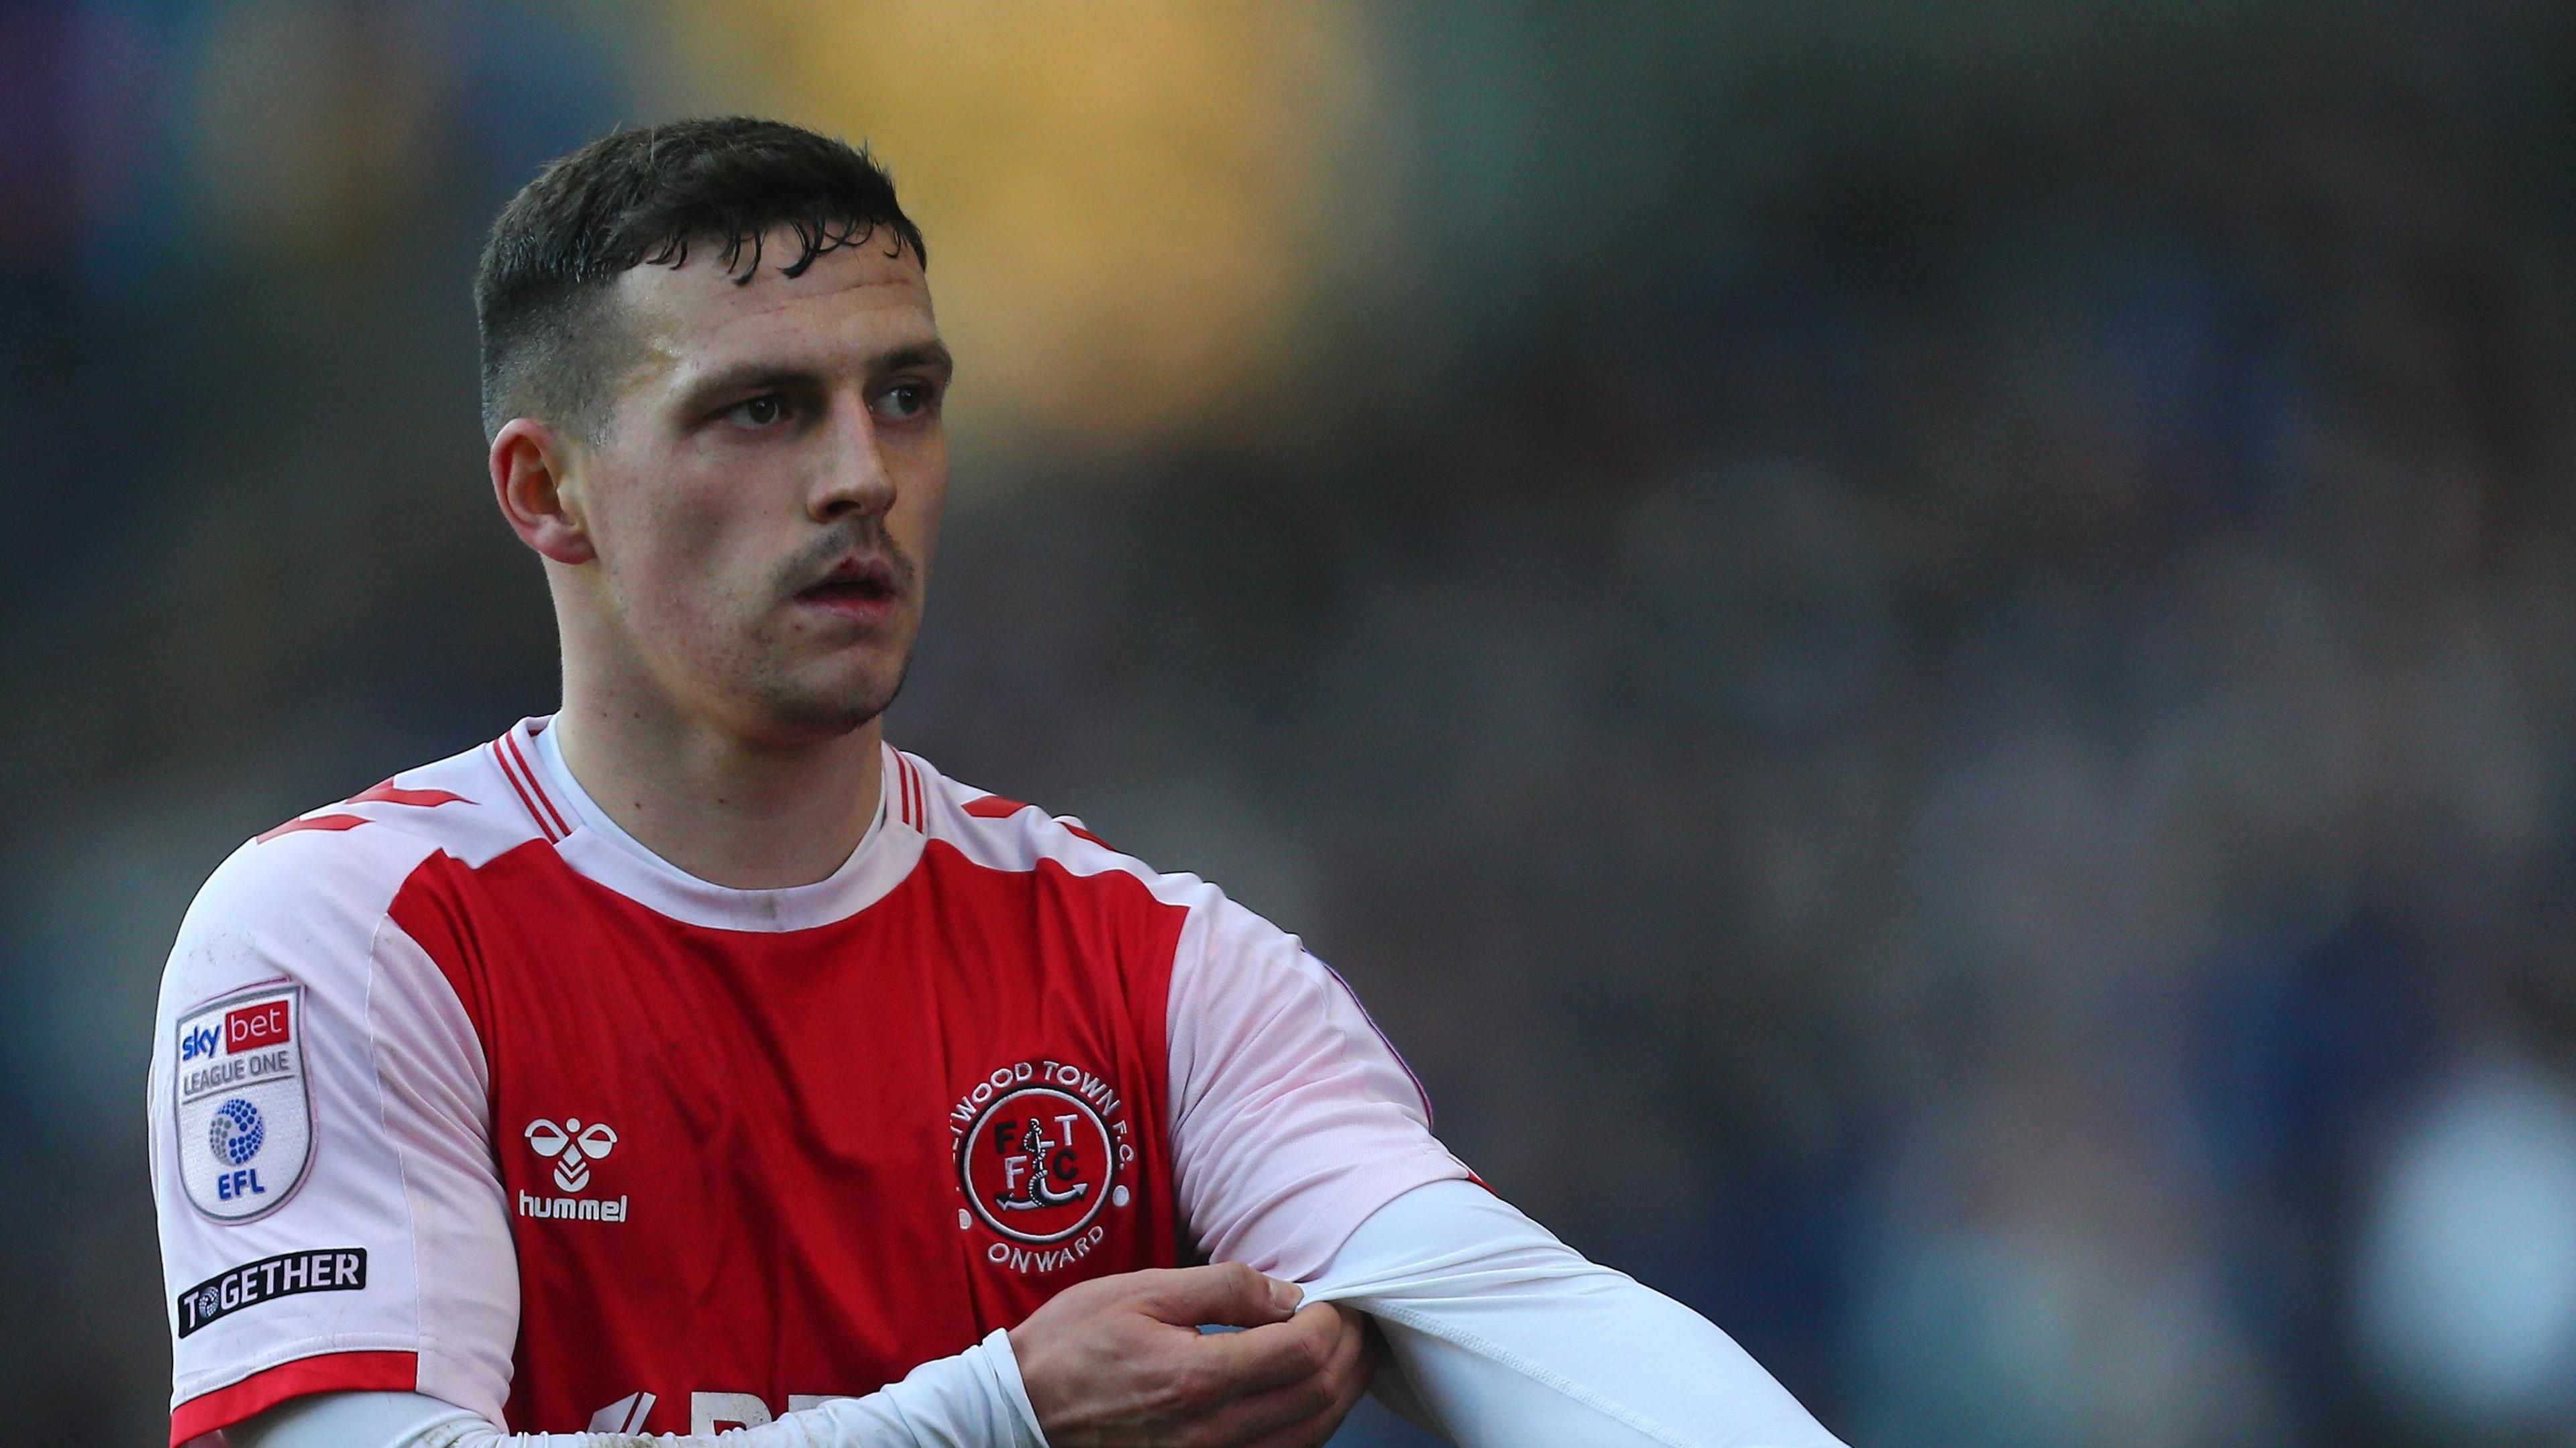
[871,384,933,422]
[724,394,788,429]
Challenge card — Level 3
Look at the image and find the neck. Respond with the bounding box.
[548,681,885,892]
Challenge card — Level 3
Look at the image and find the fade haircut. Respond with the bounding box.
[473,116,928,443]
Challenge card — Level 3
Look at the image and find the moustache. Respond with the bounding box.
[778,521,918,597]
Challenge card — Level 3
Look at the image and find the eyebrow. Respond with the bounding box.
[669,340,955,412]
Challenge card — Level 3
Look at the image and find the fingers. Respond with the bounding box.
[1183,1303,1375,1445]
[1134,1261,1303,1329]
[1191,1297,1358,1388]
[1012,1266,1368,1448]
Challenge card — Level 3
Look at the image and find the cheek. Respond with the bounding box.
[599,485,759,634]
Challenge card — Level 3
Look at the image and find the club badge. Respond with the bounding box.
[952,1057,1138,1272]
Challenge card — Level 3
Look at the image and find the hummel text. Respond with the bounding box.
[519,1189,629,1223]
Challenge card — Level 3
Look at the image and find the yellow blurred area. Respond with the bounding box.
[657,0,1391,457]
[192,0,440,260]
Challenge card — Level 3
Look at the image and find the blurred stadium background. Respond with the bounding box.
[8,2,2576,1444]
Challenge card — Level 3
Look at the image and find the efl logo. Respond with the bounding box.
[172,985,312,1223]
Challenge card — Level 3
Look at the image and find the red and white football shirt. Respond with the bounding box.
[149,716,1467,1444]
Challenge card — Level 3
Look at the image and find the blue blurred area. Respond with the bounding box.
[8,2,2576,1445]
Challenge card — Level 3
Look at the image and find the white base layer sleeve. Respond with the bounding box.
[227,1182,1844,1448]
[1303,1179,1847,1448]
[219,1328,1044,1448]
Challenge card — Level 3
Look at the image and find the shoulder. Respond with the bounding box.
[160,734,545,1013]
[895,748,1345,1002]
[252,732,553,871]
[900,748,1222,913]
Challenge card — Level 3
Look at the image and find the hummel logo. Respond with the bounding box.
[525,1117,617,1193]
[519,1117,629,1223]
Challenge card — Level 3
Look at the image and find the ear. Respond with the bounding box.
[490,416,596,565]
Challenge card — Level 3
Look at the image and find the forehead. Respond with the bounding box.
[612,227,938,382]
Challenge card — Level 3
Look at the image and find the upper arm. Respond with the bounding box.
[1163,890,1472,1282]
[150,834,518,1445]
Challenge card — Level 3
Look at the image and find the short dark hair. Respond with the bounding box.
[473,116,928,443]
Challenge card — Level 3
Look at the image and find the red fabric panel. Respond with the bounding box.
[168,1349,418,1446]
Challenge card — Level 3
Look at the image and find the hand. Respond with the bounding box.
[1010,1262,1379,1448]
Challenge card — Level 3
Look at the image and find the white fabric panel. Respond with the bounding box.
[366,922,521,1421]
[152,824,490,1415]
[1308,1179,1847,1448]
[156,732,555,1431]
[232,1329,1044,1448]
[1159,893,1472,1281]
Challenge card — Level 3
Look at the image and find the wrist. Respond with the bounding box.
[977,1325,1051,1447]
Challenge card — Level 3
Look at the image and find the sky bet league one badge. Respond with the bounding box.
[175,985,313,1221]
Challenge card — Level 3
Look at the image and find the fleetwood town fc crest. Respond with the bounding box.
[953,1058,1137,1272]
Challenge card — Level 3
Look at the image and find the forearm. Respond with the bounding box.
[225,1330,1045,1448]
[1304,1180,1845,1448]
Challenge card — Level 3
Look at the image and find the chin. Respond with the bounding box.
[735,658,912,745]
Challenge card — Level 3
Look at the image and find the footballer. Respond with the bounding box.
[148,118,1845,1448]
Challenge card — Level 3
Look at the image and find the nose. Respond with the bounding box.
[808,388,896,522]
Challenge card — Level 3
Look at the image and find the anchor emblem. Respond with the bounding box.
[991,1114,1091,1212]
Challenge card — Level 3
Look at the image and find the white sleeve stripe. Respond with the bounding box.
[364,917,516,1425]
[365,913,428,1358]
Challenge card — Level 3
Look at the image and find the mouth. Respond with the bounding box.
[792,555,902,622]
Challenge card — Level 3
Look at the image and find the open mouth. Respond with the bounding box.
[792,555,902,620]
[796,573,896,604]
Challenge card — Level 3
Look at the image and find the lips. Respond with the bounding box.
[798,551,902,598]
[783,553,906,618]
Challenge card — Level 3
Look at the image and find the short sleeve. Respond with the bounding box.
[1165,891,1472,1282]
[148,831,517,1446]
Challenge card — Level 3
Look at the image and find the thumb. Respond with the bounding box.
[1140,1262,1302,1329]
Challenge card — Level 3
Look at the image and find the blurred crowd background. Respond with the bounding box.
[7,2,2575,1444]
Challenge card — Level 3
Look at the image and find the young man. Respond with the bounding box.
[149,118,1843,1448]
